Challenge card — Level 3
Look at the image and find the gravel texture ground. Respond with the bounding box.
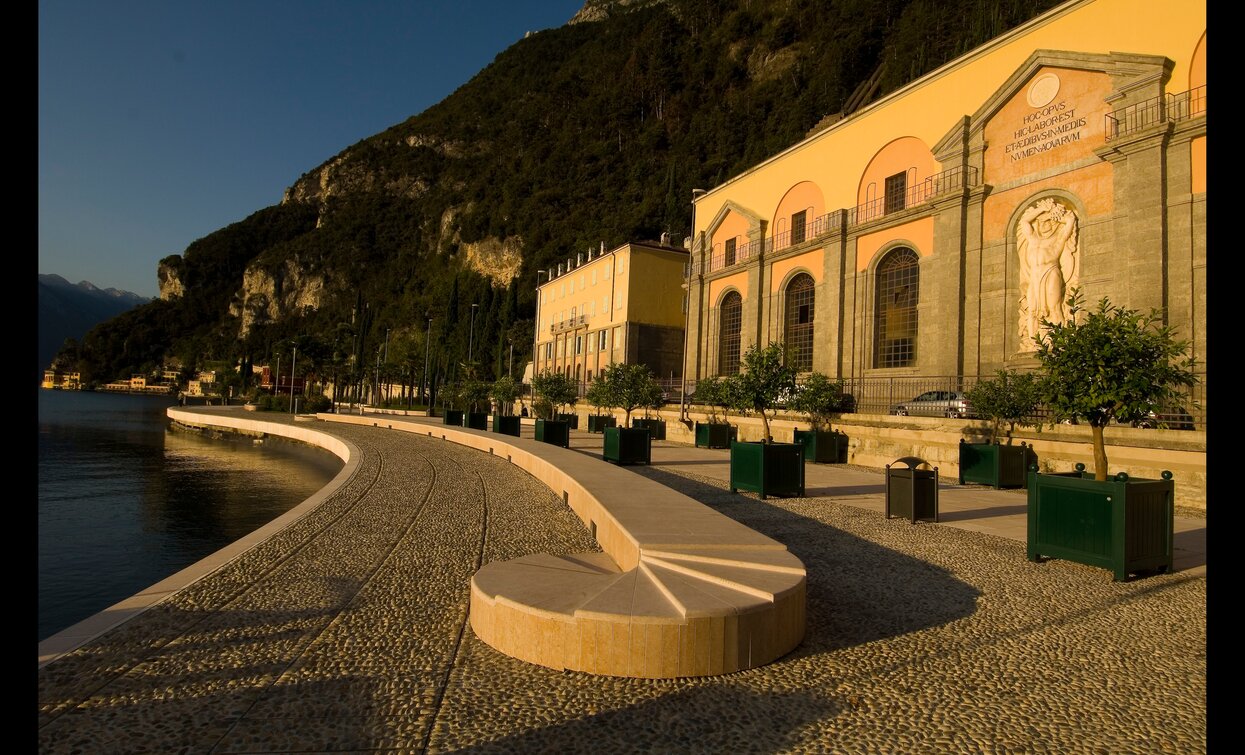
[37,420,1206,754]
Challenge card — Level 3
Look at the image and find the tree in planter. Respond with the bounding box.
[1033,290,1198,480]
[596,362,662,426]
[460,378,491,413]
[724,342,797,443]
[693,375,728,424]
[490,375,521,416]
[964,369,1041,444]
[787,372,851,433]
[530,369,579,419]
[440,381,464,413]
[585,373,611,419]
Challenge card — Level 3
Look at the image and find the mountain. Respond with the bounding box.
[62,0,1064,389]
[38,274,150,376]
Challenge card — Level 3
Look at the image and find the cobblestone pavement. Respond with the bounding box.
[37,420,1207,754]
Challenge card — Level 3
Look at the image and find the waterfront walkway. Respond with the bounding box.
[37,409,1207,753]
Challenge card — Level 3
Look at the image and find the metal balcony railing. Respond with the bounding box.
[1105,85,1206,141]
[549,314,588,334]
[770,212,837,253]
[847,165,979,226]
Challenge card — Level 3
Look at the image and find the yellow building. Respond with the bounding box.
[534,239,690,392]
[685,0,1205,413]
[41,369,81,390]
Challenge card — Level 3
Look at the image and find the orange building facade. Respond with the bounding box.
[684,0,1206,407]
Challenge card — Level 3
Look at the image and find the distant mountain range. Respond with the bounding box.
[38,274,150,377]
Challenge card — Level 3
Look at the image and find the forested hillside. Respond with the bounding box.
[63,0,1063,393]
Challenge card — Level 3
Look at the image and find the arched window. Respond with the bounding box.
[784,273,815,372]
[874,248,919,368]
[718,291,743,376]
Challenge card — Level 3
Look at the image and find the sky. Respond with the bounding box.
[39,0,586,299]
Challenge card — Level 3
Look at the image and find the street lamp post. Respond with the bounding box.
[468,303,479,366]
[290,342,298,413]
[422,314,432,407]
[681,188,707,420]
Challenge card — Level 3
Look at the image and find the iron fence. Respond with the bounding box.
[661,371,1206,431]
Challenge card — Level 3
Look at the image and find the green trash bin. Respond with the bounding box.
[885,456,939,523]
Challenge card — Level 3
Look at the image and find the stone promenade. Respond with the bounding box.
[37,410,1207,753]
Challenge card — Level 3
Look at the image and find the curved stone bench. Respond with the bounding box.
[317,411,806,678]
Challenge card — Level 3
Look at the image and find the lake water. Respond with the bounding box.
[37,390,342,642]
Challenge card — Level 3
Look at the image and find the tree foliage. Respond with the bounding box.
[592,362,662,425]
[531,369,579,418]
[964,369,1041,444]
[490,375,521,416]
[1033,291,1198,479]
[723,342,796,442]
[787,372,851,432]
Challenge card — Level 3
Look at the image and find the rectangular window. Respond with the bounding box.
[615,292,623,309]
[725,238,737,267]
[603,296,610,312]
[545,343,552,359]
[599,330,608,350]
[587,332,595,352]
[592,270,597,285]
[613,326,621,351]
[885,172,907,214]
[791,210,807,245]
[575,336,583,355]
[604,266,610,280]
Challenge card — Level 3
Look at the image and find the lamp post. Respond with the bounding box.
[422,314,432,407]
[289,341,297,413]
[681,188,707,420]
[468,303,479,365]
[274,352,281,400]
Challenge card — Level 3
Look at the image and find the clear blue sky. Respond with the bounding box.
[39,0,586,299]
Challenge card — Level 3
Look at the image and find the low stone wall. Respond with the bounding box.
[573,406,1208,513]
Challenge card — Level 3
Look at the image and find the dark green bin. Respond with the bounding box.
[695,422,734,449]
[959,440,1034,489]
[442,410,464,426]
[885,457,939,523]
[632,418,666,441]
[1027,463,1174,581]
[728,441,805,499]
[793,429,848,464]
[491,414,520,437]
[603,426,651,465]
[535,418,570,448]
[464,411,489,430]
[587,415,617,433]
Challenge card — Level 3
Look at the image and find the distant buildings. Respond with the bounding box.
[41,369,80,391]
[533,239,689,392]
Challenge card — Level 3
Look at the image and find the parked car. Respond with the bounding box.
[1129,405,1196,431]
[889,390,976,418]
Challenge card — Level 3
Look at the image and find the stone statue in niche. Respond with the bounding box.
[1017,197,1079,348]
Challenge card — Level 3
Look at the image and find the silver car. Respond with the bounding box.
[890,390,976,418]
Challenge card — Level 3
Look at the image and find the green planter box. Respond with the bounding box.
[442,409,464,426]
[792,429,848,464]
[958,440,1034,489]
[535,418,570,448]
[491,414,520,437]
[695,422,734,449]
[587,415,617,433]
[603,426,651,465]
[632,418,666,440]
[1027,463,1174,581]
[729,441,805,499]
[885,457,939,523]
[557,413,579,429]
[464,411,489,430]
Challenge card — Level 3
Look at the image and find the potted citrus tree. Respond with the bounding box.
[692,375,733,449]
[787,372,851,464]
[489,375,521,436]
[530,369,578,448]
[440,381,464,426]
[632,377,667,441]
[597,362,658,465]
[724,343,804,499]
[1027,291,1198,581]
[461,377,491,430]
[959,369,1040,488]
[584,374,616,433]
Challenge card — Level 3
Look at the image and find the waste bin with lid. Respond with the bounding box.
[885,456,939,523]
